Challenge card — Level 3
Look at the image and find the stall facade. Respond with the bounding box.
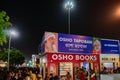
[40,53,100,79]
[39,31,119,79]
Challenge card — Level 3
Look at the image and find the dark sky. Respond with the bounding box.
[1,0,120,59]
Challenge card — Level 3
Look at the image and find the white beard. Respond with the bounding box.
[46,41,57,52]
[52,44,57,52]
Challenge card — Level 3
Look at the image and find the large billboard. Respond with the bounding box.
[42,32,119,54]
[44,32,93,53]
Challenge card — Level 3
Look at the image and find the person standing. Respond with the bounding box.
[49,73,54,80]
[29,70,37,80]
[37,73,43,80]
[80,69,85,80]
[66,72,71,80]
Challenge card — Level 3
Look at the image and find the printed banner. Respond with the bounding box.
[101,39,119,54]
[43,32,119,54]
[58,33,93,53]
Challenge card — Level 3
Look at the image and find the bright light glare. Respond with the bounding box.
[10,30,16,35]
[42,58,46,63]
[65,0,74,9]
[114,6,120,17]
[9,29,19,37]
[116,8,120,17]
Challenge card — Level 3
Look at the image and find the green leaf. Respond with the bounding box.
[0,10,12,46]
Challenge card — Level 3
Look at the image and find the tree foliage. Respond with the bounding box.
[0,48,25,66]
[0,11,12,46]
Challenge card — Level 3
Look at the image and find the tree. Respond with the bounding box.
[0,11,12,46]
[1,48,25,66]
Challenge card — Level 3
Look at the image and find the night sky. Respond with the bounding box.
[1,0,120,59]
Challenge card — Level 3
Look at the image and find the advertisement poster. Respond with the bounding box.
[43,32,119,54]
[50,63,56,74]
[92,38,101,54]
[44,32,58,53]
[59,62,72,76]
[101,39,119,54]
[58,33,93,53]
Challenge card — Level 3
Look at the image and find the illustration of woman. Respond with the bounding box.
[92,39,101,54]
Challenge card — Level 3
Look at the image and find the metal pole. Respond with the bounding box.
[68,7,71,34]
[8,33,11,71]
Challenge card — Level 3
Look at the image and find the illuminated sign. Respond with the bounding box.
[48,53,99,63]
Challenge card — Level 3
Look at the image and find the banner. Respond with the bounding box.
[101,39,119,54]
[43,32,119,54]
[58,33,93,53]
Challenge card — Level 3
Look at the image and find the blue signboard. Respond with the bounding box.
[58,33,93,53]
[101,39,119,54]
[42,31,120,54]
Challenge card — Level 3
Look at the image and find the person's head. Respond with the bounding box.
[45,33,57,52]
[94,40,101,52]
[18,73,22,78]
[45,33,56,44]
[67,72,70,75]
[29,70,32,74]
[37,73,42,79]
[49,73,53,77]
[25,76,31,80]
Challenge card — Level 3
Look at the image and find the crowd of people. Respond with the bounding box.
[0,67,42,80]
[0,67,99,80]
[74,67,97,80]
